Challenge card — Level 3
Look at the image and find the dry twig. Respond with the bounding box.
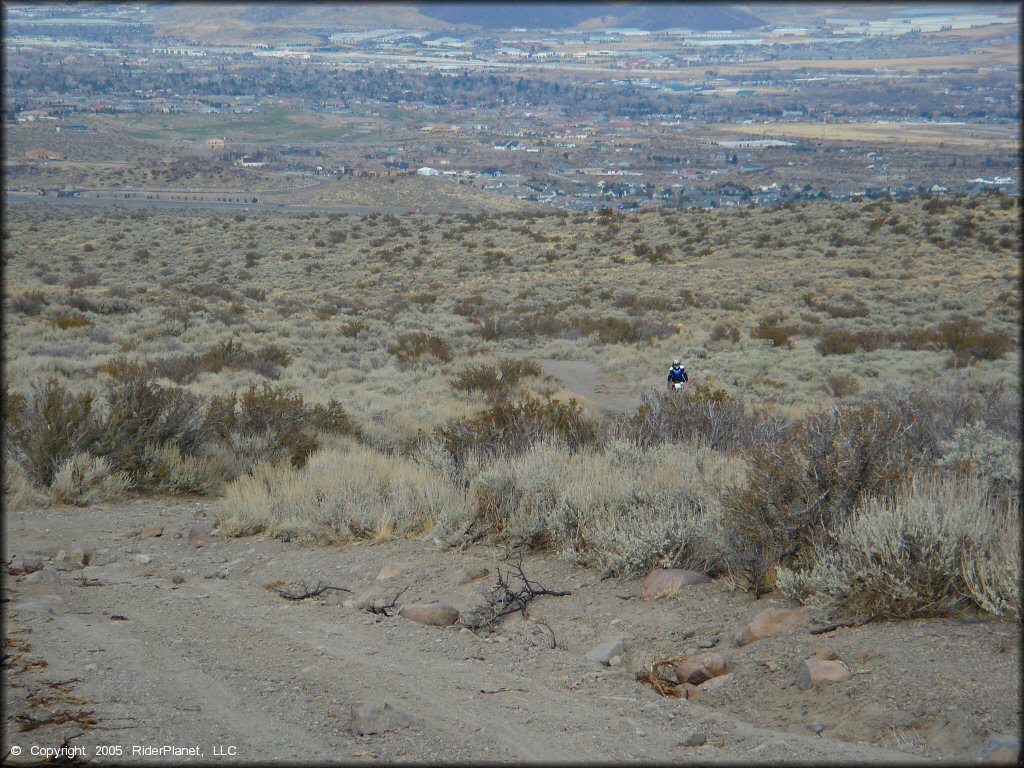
[273,581,352,601]
[462,559,571,631]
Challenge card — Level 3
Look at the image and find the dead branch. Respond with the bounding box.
[636,656,688,698]
[462,559,571,631]
[365,586,408,617]
[273,581,353,601]
[479,687,528,694]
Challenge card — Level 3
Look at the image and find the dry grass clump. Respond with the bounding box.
[450,357,542,402]
[437,439,743,576]
[777,474,1020,621]
[49,453,132,506]
[214,446,470,543]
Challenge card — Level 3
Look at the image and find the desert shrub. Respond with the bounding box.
[91,362,208,479]
[720,402,922,594]
[824,374,860,399]
[6,378,99,487]
[617,386,786,454]
[777,474,1020,621]
[135,443,225,495]
[750,318,795,349]
[937,316,1012,364]
[819,295,869,319]
[3,451,46,512]
[438,396,600,471]
[459,440,742,576]
[67,272,101,289]
[575,315,675,344]
[49,452,132,505]
[451,357,542,400]
[387,331,453,363]
[214,447,470,543]
[50,313,92,330]
[936,421,1020,496]
[10,290,46,315]
[709,322,740,344]
[204,384,357,469]
[816,328,892,355]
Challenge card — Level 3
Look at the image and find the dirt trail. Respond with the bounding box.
[4,500,1018,764]
[537,359,643,415]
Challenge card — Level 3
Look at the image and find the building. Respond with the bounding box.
[205,138,225,149]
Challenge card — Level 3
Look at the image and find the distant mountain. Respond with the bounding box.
[417,2,765,31]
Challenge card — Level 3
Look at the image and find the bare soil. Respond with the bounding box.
[3,499,1019,765]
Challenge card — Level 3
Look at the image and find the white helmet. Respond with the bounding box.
[673,358,681,366]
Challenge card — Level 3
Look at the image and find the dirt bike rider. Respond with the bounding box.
[667,358,688,390]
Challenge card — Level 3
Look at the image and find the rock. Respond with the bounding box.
[680,731,707,747]
[188,524,214,548]
[460,567,490,584]
[673,653,726,684]
[639,569,712,600]
[83,663,98,673]
[56,547,90,567]
[734,608,810,647]
[608,655,623,668]
[21,569,60,591]
[585,638,626,666]
[698,673,733,693]
[851,648,872,664]
[804,642,839,661]
[399,602,459,626]
[349,700,411,735]
[680,683,701,700]
[977,734,1020,765]
[170,574,185,585]
[806,722,825,735]
[376,563,414,580]
[133,554,152,565]
[698,635,720,649]
[797,657,851,689]
[139,526,164,540]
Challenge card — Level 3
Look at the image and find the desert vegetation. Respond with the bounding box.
[4,191,1020,624]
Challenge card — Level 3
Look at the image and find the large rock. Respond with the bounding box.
[803,642,839,662]
[399,602,459,626]
[349,700,411,735]
[585,638,627,666]
[56,547,90,567]
[638,569,712,600]
[976,733,1020,765]
[139,526,164,540]
[734,608,810,647]
[797,657,851,690]
[673,652,727,685]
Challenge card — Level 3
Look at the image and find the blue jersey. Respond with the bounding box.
[668,366,688,384]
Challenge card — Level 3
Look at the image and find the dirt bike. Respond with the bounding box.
[668,381,688,391]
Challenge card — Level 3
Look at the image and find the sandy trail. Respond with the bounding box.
[4,499,1016,764]
[537,359,643,415]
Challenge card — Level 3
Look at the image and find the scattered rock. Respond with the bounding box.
[460,567,490,584]
[977,734,1020,765]
[134,554,152,565]
[639,569,712,600]
[188,524,214,548]
[349,700,411,735]
[608,655,623,668]
[680,731,707,747]
[797,657,851,689]
[21,569,60,590]
[698,672,733,693]
[585,638,627,666]
[680,683,701,700]
[84,663,98,673]
[734,608,810,647]
[851,648,872,664]
[803,642,840,661]
[56,547,90,567]
[138,526,164,540]
[170,574,185,585]
[806,722,825,735]
[698,635,720,649]
[399,602,460,626]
